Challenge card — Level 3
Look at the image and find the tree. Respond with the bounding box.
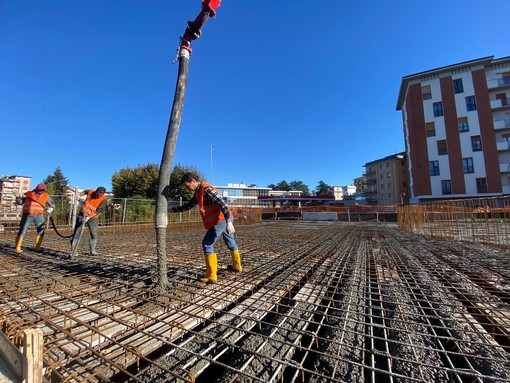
[289,180,310,195]
[112,163,159,199]
[43,167,69,195]
[168,164,205,201]
[267,180,290,191]
[268,180,310,194]
[315,180,332,196]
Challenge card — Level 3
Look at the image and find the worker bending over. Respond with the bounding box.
[173,173,242,284]
[71,187,107,256]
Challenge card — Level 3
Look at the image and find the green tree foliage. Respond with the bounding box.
[315,180,332,196]
[112,163,159,199]
[43,167,69,195]
[267,180,290,191]
[289,180,310,195]
[267,180,310,195]
[169,164,205,201]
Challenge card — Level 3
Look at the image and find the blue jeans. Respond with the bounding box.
[17,214,45,238]
[202,219,238,255]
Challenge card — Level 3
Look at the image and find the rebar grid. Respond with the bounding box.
[1,221,509,382]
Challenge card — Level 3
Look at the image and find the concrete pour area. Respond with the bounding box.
[0,221,509,382]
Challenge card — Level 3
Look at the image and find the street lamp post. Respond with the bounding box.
[210,144,214,184]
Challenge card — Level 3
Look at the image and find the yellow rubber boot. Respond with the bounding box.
[230,249,242,272]
[200,253,218,284]
[35,235,44,252]
[15,236,23,254]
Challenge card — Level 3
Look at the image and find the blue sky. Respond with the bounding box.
[1,1,509,192]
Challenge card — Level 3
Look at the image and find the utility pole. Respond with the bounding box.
[210,144,214,184]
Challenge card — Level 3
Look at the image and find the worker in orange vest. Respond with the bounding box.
[172,173,242,284]
[71,187,107,256]
[15,183,55,254]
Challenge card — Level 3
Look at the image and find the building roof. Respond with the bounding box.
[395,55,495,111]
[364,151,405,167]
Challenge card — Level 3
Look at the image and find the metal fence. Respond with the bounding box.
[397,196,510,246]
[0,195,263,233]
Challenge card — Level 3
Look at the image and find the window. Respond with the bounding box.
[458,117,469,132]
[437,140,448,155]
[381,183,385,189]
[387,172,392,178]
[502,72,510,86]
[453,78,464,93]
[441,180,452,195]
[466,96,477,111]
[380,173,385,179]
[387,182,392,189]
[426,122,436,137]
[463,157,474,174]
[471,135,482,151]
[496,93,508,106]
[422,85,432,100]
[386,162,390,168]
[476,178,487,193]
[429,161,440,176]
[504,134,510,149]
[433,102,444,117]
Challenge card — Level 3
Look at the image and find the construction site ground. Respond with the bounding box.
[0,220,509,382]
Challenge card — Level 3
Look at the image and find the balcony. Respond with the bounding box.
[500,163,510,173]
[491,98,510,110]
[487,76,510,89]
[497,141,510,151]
[494,118,510,130]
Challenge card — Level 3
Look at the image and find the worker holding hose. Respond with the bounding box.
[172,173,242,284]
[71,187,107,257]
[15,183,55,254]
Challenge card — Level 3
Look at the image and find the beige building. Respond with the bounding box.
[331,185,356,200]
[0,175,32,207]
[362,152,408,206]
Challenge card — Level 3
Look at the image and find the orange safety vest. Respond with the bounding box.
[23,191,48,215]
[195,182,225,229]
[82,190,107,218]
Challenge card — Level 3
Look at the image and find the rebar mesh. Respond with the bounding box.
[0,221,509,382]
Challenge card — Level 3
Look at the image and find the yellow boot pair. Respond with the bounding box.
[15,236,44,254]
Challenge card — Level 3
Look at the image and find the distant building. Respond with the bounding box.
[353,175,368,199]
[0,175,32,207]
[331,185,356,200]
[362,153,408,206]
[397,55,510,202]
[216,183,273,207]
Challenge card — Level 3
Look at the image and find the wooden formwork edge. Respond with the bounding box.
[0,328,44,383]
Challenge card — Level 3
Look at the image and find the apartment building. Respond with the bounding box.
[397,55,510,202]
[331,185,356,200]
[362,152,408,206]
[353,175,367,198]
[0,175,32,207]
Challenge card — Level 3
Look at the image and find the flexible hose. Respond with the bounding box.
[49,216,74,239]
